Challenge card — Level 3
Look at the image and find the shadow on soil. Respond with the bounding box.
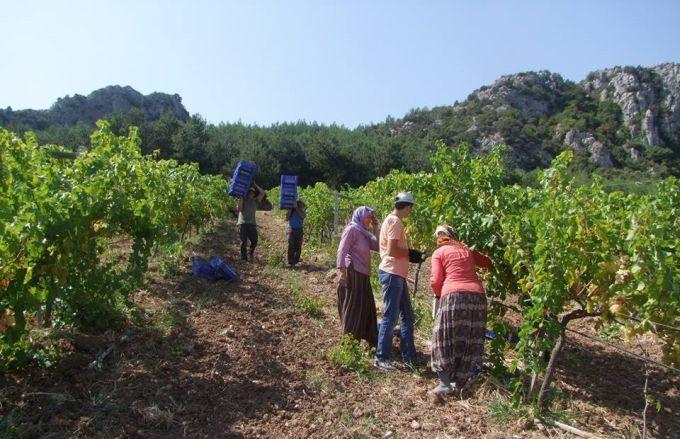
[0,221,309,438]
[552,336,679,437]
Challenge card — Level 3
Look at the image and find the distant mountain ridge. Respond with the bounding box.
[0,85,189,129]
[377,62,680,174]
[1,63,678,179]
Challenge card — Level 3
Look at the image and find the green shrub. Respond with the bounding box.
[157,241,186,277]
[267,252,286,268]
[327,334,372,376]
[289,282,324,319]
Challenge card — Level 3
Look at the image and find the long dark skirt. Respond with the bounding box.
[337,267,377,347]
[431,291,487,385]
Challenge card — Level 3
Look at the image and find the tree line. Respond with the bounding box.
[3,88,678,191]
[1,108,440,189]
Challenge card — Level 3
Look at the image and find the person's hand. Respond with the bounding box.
[408,249,425,263]
[338,269,347,287]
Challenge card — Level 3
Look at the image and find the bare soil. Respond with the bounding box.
[1,211,678,438]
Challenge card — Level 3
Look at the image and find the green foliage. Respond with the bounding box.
[327,333,372,376]
[267,252,286,268]
[412,299,434,339]
[0,122,230,368]
[5,73,679,191]
[289,281,324,319]
[302,141,680,405]
[193,292,217,309]
[487,398,529,426]
[157,241,186,277]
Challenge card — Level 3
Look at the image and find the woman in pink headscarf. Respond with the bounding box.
[336,206,381,346]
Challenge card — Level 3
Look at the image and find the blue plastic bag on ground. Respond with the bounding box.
[192,256,237,282]
[485,329,520,344]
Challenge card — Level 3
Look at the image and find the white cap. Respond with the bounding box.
[434,224,456,238]
[395,192,415,204]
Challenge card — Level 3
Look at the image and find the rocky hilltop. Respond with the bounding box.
[1,85,189,129]
[381,62,680,174]
[583,63,680,149]
[474,71,571,117]
[1,64,678,178]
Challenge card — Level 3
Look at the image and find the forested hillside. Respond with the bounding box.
[2,63,678,188]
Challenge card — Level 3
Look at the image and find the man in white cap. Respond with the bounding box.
[374,191,421,370]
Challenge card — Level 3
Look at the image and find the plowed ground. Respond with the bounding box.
[1,211,678,438]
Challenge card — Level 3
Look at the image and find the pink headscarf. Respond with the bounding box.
[349,206,375,240]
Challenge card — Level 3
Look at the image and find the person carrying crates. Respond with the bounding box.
[237,181,266,262]
[285,199,306,265]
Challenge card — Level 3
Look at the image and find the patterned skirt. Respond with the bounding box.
[431,291,487,384]
[336,267,377,347]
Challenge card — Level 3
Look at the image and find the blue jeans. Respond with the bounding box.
[376,270,417,362]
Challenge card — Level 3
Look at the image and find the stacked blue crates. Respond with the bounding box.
[279,175,298,209]
[228,160,257,197]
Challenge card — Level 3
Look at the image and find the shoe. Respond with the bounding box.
[373,359,398,371]
[428,383,454,396]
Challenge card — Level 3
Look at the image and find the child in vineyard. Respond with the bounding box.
[428,224,492,395]
[285,199,306,265]
[374,192,423,371]
[336,206,381,346]
[237,182,266,261]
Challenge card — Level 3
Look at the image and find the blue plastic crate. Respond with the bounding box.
[229,161,257,197]
[279,175,298,209]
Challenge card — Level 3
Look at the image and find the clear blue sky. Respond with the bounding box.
[2,1,679,127]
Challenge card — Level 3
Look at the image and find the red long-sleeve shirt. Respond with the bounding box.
[429,241,492,298]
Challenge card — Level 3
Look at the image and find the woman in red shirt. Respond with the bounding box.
[429,224,492,395]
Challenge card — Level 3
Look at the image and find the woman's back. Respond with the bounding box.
[430,242,491,296]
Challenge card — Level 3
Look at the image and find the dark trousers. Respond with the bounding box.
[239,224,258,260]
[287,228,303,265]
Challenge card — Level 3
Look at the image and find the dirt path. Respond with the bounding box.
[1,211,678,438]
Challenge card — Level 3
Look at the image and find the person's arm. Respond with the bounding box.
[285,209,292,221]
[429,251,444,298]
[336,228,355,286]
[294,205,306,219]
[367,216,380,251]
[370,215,380,236]
[385,218,408,258]
[252,181,266,203]
[387,239,409,258]
[237,197,244,213]
[369,235,379,252]
[473,250,492,269]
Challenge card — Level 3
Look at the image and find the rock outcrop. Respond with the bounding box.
[384,63,679,173]
[582,64,680,148]
[654,62,680,146]
[473,71,571,117]
[1,85,189,129]
[563,129,614,168]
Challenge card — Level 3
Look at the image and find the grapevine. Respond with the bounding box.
[297,140,680,407]
[0,122,230,367]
